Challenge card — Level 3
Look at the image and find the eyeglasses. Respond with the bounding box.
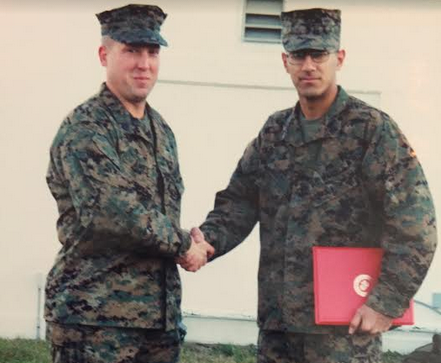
[286,50,332,65]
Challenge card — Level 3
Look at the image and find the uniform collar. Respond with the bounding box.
[98,83,153,142]
[97,83,173,165]
[284,86,349,146]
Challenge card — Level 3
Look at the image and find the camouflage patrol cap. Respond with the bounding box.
[281,8,341,52]
[96,4,168,46]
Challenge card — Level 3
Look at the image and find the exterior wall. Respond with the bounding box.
[184,301,441,354]
[0,0,440,349]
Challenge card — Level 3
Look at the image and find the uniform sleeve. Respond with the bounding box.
[51,123,191,258]
[200,137,260,259]
[362,118,437,318]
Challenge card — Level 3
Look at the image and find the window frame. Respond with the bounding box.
[242,0,284,44]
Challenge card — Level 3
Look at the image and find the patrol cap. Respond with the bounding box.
[281,8,341,52]
[96,4,168,46]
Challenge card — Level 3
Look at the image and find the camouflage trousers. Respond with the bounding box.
[258,330,382,363]
[46,322,184,363]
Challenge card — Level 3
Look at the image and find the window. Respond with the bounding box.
[243,0,283,43]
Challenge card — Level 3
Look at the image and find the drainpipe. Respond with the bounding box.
[36,273,43,340]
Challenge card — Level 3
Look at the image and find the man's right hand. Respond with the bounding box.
[348,304,393,335]
[176,228,215,272]
[190,227,215,259]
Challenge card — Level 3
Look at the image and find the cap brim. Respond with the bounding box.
[283,36,336,52]
[110,28,168,46]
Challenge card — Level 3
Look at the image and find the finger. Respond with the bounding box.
[185,266,198,272]
[360,316,373,333]
[197,252,207,267]
[378,321,391,334]
[199,241,215,257]
[182,260,200,272]
[349,311,362,335]
[190,227,205,243]
[182,257,204,272]
[178,261,191,270]
[205,243,215,258]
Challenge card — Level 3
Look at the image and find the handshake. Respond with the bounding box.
[176,227,215,272]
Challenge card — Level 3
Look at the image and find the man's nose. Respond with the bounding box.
[137,51,152,69]
[300,55,317,71]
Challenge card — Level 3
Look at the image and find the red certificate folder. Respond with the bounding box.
[312,246,414,325]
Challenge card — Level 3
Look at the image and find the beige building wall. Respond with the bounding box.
[0,0,440,338]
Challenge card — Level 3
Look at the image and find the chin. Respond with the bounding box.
[300,90,323,99]
[131,91,149,103]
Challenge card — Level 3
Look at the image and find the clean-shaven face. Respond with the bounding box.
[100,39,160,105]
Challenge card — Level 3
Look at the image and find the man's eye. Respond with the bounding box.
[148,48,160,56]
[126,48,139,53]
[292,53,305,60]
[311,52,327,59]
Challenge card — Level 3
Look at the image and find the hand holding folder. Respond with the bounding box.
[348,304,393,335]
[312,247,414,333]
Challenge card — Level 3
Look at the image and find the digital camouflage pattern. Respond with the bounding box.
[201,86,437,334]
[47,322,182,363]
[281,8,341,52]
[45,84,191,331]
[258,330,381,363]
[96,4,168,46]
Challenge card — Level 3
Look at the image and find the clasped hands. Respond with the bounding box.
[176,227,215,272]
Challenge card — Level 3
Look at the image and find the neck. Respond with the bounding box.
[299,84,338,120]
[122,101,146,119]
[106,82,146,119]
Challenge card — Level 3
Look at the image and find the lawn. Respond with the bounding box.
[0,338,404,363]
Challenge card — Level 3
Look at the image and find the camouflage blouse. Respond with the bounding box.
[201,87,437,333]
[45,84,190,331]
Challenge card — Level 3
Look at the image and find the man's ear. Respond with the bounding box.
[336,49,346,70]
[281,52,289,73]
[98,45,108,67]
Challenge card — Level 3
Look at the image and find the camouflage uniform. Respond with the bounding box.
[258,330,382,363]
[48,323,182,363]
[201,84,437,361]
[201,85,436,332]
[46,4,189,363]
[201,9,437,361]
[46,83,189,361]
[200,8,436,359]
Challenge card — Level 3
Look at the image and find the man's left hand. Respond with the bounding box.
[348,304,393,335]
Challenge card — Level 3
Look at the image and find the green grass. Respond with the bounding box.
[0,339,50,363]
[383,350,405,363]
[181,343,256,363]
[0,338,404,363]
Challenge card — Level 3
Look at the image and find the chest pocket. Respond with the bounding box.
[118,136,158,191]
[260,143,292,205]
[288,148,362,209]
[309,164,360,207]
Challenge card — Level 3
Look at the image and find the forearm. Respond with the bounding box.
[366,199,437,317]
[200,139,260,259]
[81,199,192,257]
[363,119,438,317]
[200,182,258,259]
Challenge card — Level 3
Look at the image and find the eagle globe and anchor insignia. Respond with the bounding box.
[353,274,373,297]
